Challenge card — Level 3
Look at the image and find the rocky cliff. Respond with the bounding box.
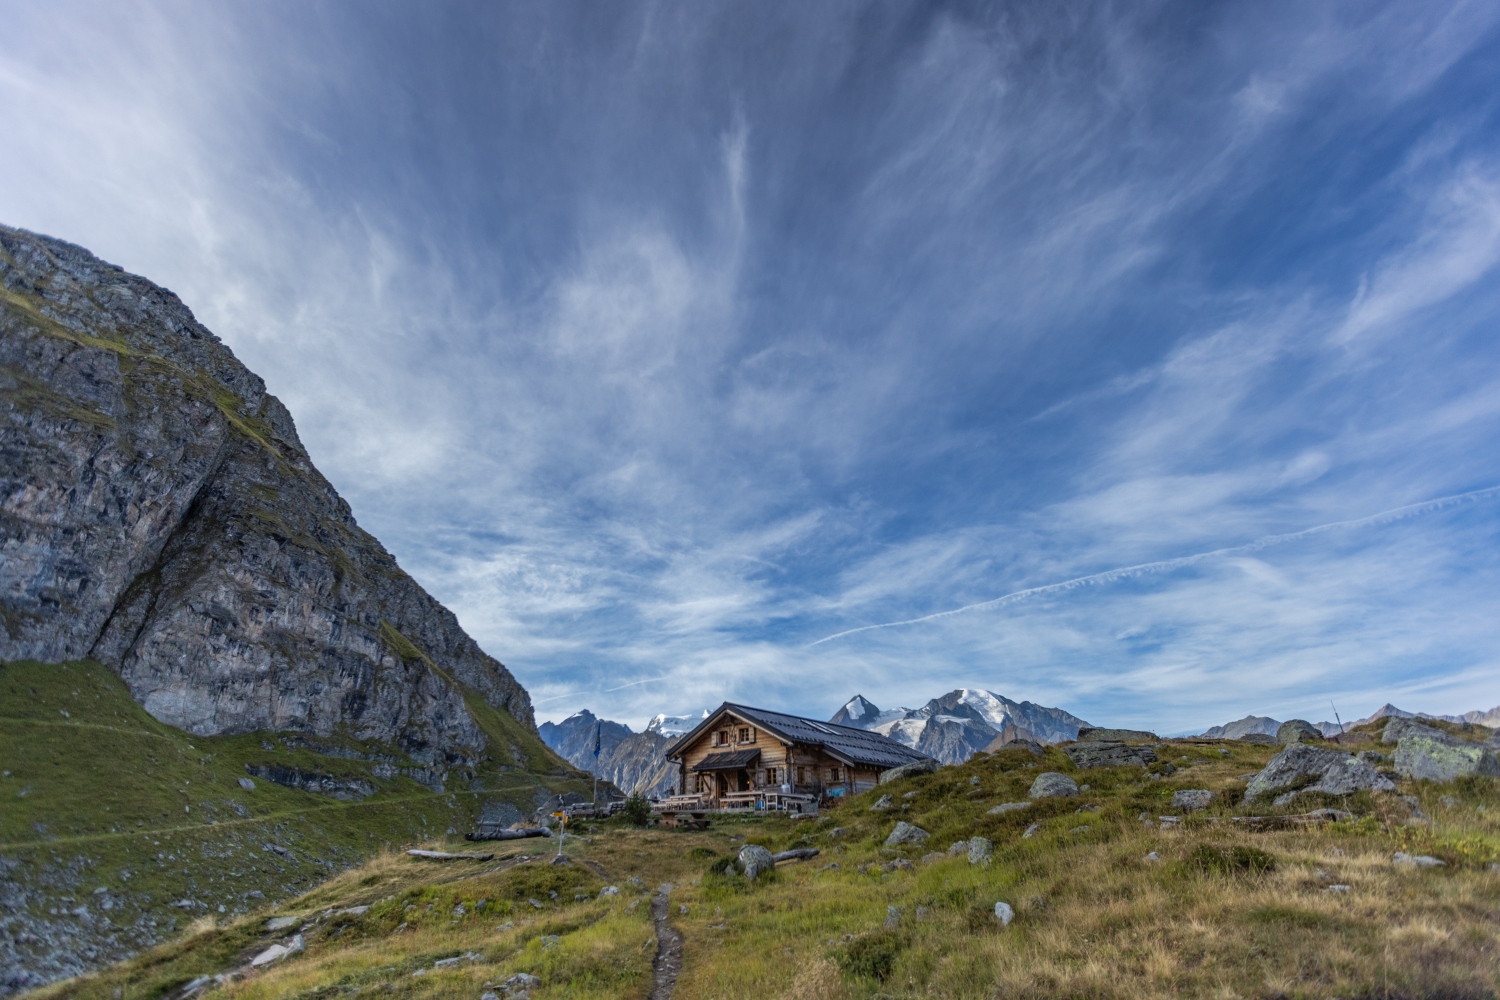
[0,225,533,760]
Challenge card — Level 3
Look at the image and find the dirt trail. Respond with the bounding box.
[649,883,683,1000]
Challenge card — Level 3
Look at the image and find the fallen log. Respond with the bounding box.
[772,848,820,863]
[466,828,552,842]
[406,849,495,861]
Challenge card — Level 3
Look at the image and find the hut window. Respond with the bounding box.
[738,726,752,743]
[797,766,807,784]
[714,730,729,747]
[829,766,841,781]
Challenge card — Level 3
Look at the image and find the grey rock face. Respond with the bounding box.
[737,845,775,879]
[877,758,940,784]
[538,713,675,797]
[1170,789,1215,812]
[987,801,1030,815]
[0,226,534,756]
[1394,734,1500,782]
[1246,743,1394,801]
[1356,750,1389,766]
[1062,741,1157,769]
[1382,718,1450,745]
[1028,772,1079,798]
[1077,728,1156,742]
[1276,720,1323,744]
[869,794,894,811]
[884,821,930,846]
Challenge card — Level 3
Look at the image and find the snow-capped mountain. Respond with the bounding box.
[1199,702,1500,740]
[644,710,710,737]
[831,688,1091,764]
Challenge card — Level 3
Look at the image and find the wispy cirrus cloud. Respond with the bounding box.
[3,1,1500,733]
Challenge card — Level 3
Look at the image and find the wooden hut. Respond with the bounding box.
[664,702,935,810]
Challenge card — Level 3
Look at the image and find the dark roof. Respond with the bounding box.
[671,702,935,770]
[689,749,761,772]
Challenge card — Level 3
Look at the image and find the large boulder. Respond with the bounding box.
[1028,772,1079,798]
[1276,720,1323,744]
[1394,733,1500,782]
[1062,741,1157,769]
[967,837,993,865]
[1382,718,1448,745]
[1170,789,1215,813]
[884,821,930,846]
[878,758,940,784]
[737,845,775,879]
[1246,743,1394,801]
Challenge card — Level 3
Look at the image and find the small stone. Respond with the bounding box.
[884,821,930,846]
[969,775,981,785]
[573,894,589,902]
[902,790,918,798]
[527,898,543,909]
[238,777,256,791]
[988,801,1030,815]
[884,905,901,929]
[250,944,289,967]
[482,993,501,1000]
[1022,823,1041,839]
[967,837,993,865]
[1079,784,1090,792]
[1393,852,1445,868]
[539,935,561,949]
[1158,816,1181,828]
[870,794,894,811]
[828,827,847,837]
[599,886,620,897]
[1028,772,1079,798]
[920,852,945,864]
[1325,884,1351,892]
[1440,795,1458,807]
[679,904,689,914]
[266,916,297,931]
[1144,852,1161,862]
[994,901,1014,926]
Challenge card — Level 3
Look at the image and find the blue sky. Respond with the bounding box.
[4,1,1500,733]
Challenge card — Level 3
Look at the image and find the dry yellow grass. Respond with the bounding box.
[28,740,1500,1000]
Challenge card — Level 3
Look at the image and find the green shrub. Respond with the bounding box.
[833,930,906,982]
[623,793,651,826]
[1188,844,1276,877]
[686,846,718,861]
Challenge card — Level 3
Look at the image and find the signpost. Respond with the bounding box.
[552,810,566,859]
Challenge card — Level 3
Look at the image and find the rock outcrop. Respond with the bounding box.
[0,226,533,757]
[1061,741,1158,769]
[1245,743,1394,801]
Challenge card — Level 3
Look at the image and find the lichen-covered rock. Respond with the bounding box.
[1246,743,1394,800]
[884,821,930,846]
[0,226,534,757]
[737,845,775,879]
[1076,728,1156,742]
[1276,720,1323,744]
[988,801,1031,815]
[1381,718,1447,745]
[967,837,993,864]
[877,758,940,784]
[1062,741,1157,769]
[1170,789,1215,812]
[1394,734,1500,782]
[1028,772,1079,798]
[869,794,893,811]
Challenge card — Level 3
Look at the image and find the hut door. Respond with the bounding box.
[737,769,750,792]
[715,773,727,798]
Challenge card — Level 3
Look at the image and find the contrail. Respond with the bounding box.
[806,485,1500,648]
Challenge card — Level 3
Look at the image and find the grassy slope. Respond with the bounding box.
[0,659,592,983]
[30,731,1500,1000]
